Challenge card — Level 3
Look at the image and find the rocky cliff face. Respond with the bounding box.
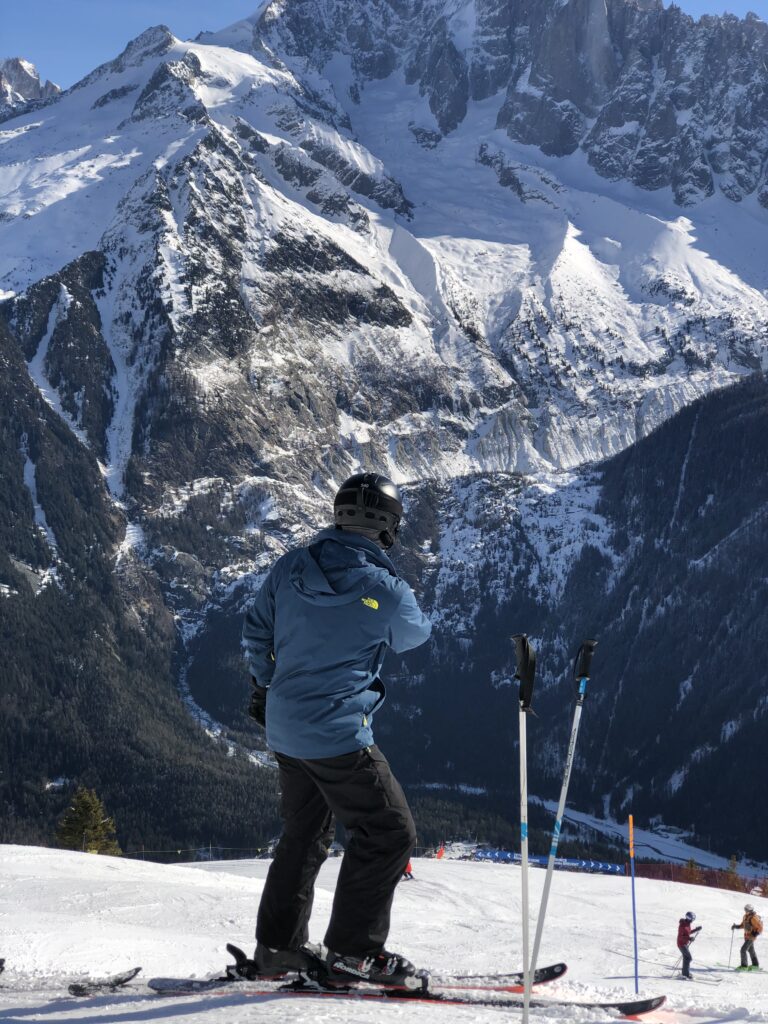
[0,58,60,119]
[254,0,768,207]
[1,2,768,854]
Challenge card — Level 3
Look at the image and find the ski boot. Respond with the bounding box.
[318,948,429,991]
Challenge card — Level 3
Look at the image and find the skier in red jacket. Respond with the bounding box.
[677,911,702,979]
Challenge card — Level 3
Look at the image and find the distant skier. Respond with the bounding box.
[731,903,763,970]
[242,473,431,987]
[676,911,702,979]
[402,860,414,880]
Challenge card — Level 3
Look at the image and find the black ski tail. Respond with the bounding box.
[68,966,141,997]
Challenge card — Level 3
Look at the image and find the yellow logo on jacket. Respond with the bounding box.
[361,597,379,610]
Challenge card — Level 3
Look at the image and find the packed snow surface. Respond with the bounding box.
[1,845,766,1023]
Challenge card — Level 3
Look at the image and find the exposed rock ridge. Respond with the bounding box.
[0,57,60,121]
[255,0,768,206]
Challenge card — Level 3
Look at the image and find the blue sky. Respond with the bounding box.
[2,0,766,90]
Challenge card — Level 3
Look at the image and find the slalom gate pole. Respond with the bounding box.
[529,639,597,982]
[512,634,536,1024]
[629,814,639,994]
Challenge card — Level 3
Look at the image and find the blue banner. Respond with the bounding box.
[473,849,623,874]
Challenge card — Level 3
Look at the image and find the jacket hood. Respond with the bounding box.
[289,528,397,606]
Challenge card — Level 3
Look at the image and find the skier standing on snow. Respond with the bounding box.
[676,911,701,979]
[731,903,762,970]
[242,473,431,987]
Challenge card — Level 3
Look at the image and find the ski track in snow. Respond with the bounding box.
[0,846,766,1023]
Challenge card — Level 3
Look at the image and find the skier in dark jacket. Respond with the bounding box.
[242,473,431,987]
[677,911,701,979]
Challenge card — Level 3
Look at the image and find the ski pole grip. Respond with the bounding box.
[512,633,536,709]
[573,639,597,680]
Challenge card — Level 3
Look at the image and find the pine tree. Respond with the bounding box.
[725,854,742,892]
[683,857,701,885]
[54,787,122,855]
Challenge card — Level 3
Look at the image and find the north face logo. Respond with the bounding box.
[361,597,379,610]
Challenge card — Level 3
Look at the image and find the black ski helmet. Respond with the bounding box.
[333,472,403,549]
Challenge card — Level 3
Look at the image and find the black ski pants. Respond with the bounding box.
[256,745,416,956]
[741,939,759,966]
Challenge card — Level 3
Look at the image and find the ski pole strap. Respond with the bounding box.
[512,633,536,710]
[573,639,597,698]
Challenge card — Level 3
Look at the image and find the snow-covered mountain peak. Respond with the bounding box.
[2,1,768,493]
[0,57,60,117]
[67,26,178,95]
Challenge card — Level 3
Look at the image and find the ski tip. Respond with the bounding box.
[67,967,142,997]
[621,994,666,1017]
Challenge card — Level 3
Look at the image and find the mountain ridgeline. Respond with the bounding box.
[1,0,767,858]
[257,0,768,207]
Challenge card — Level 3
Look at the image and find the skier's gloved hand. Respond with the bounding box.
[693,926,702,933]
[248,679,267,728]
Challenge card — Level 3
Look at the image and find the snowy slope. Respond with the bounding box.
[1,844,766,1023]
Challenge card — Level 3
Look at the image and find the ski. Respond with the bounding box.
[68,966,142,997]
[148,960,566,997]
[606,947,722,983]
[225,943,566,992]
[147,973,665,1016]
[221,942,566,993]
[435,961,568,989]
[716,964,764,973]
[673,975,722,987]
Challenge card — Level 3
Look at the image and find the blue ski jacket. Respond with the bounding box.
[242,528,431,759]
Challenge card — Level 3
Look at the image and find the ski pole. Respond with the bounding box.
[513,633,536,1024]
[529,640,597,983]
[629,815,639,994]
[728,927,735,968]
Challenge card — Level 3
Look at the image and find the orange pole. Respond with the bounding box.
[629,815,638,993]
